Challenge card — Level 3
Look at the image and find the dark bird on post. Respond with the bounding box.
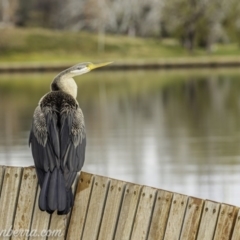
[29,62,111,215]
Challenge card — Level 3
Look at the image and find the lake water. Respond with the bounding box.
[1,69,240,206]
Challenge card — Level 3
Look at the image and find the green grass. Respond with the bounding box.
[0,27,240,64]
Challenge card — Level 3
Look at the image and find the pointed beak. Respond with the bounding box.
[88,62,113,70]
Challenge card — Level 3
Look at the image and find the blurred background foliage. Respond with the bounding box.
[0,0,240,62]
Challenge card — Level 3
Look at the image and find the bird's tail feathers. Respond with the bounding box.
[39,168,74,214]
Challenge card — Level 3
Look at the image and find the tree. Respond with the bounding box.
[162,0,227,52]
[0,0,19,26]
[105,0,162,37]
[223,0,240,45]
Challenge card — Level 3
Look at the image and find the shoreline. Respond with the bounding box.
[0,59,240,73]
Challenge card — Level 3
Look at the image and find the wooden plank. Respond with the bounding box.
[81,175,109,240]
[0,167,22,236]
[29,187,51,240]
[131,186,157,240]
[47,213,68,240]
[0,166,5,194]
[196,200,220,240]
[231,208,240,240]
[148,190,173,240]
[67,172,94,240]
[163,193,188,240]
[213,204,238,240]
[12,167,38,240]
[180,197,204,240]
[98,179,126,240]
[114,183,142,240]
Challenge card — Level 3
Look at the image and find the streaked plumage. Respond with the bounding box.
[29,62,111,214]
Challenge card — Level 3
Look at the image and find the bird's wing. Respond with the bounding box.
[60,106,86,189]
[29,105,60,187]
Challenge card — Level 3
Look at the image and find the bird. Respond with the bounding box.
[29,62,112,215]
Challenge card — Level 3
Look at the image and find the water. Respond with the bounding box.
[1,69,240,205]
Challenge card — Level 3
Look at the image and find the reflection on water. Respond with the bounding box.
[1,69,240,205]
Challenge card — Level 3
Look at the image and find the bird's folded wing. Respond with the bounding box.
[29,106,59,187]
[60,107,86,188]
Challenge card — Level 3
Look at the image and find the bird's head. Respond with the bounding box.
[69,62,112,77]
[51,61,112,98]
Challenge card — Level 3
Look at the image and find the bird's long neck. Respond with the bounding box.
[51,74,78,99]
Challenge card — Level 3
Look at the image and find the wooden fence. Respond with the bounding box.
[0,166,239,239]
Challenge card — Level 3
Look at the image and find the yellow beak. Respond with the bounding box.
[88,62,113,70]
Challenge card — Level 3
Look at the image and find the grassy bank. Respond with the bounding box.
[0,28,240,65]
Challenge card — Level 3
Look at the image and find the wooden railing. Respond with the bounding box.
[0,166,239,239]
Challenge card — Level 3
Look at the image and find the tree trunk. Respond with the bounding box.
[184,25,195,53]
